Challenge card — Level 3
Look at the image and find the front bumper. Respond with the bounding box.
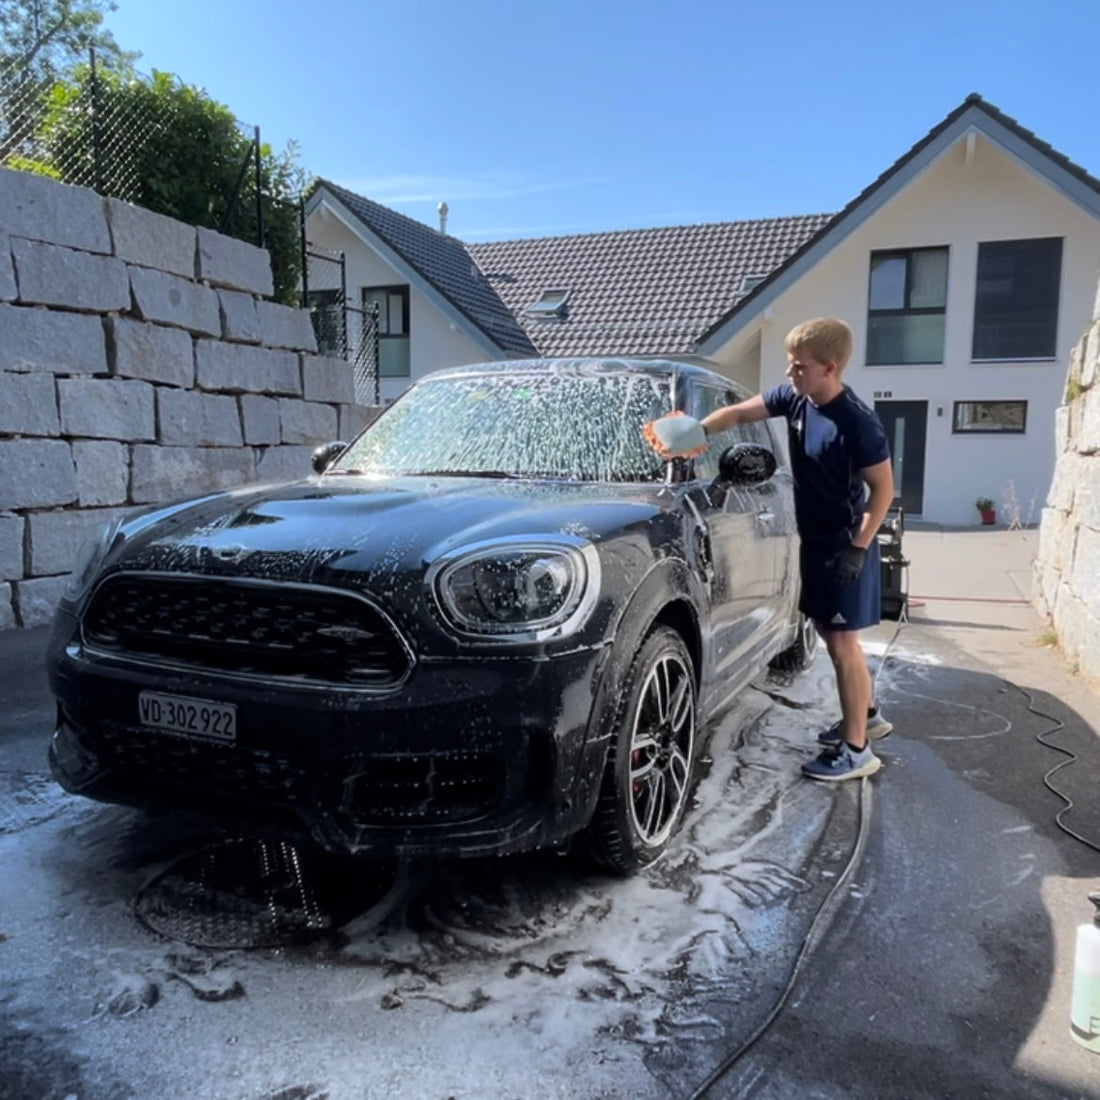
[48,616,612,859]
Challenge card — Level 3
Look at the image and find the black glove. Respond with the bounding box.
[829,543,867,585]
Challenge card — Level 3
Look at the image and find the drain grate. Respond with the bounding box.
[133,837,403,949]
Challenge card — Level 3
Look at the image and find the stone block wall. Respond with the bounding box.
[1034,277,1100,686]
[0,168,379,630]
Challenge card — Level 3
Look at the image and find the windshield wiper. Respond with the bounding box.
[406,469,526,479]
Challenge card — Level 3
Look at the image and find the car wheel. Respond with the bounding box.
[769,612,818,672]
[587,626,697,874]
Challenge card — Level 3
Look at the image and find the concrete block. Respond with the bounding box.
[0,303,108,374]
[1079,387,1100,456]
[0,371,59,435]
[0,514,24,580]
[107,317,194,388]
[196,226,273,297]
[1071,524,1100,617]
[0,231,15,300]
[104,197,196,278]
[0,168,111,253]
[29,506,130,576]
[12,237,130,312]
[0,439,77,510]
[257,299,317,352]
[195,340,301,395]
[13,574,68,628]
[256,445,314,484]
[130,445,256,505]
[158,389,243,446]
[0,583,13,630]
[218,289,261,344]
[130,266,221,336]
[303,355,355,404]
[339,403,381,441]
[73,440,129,506]
[240,394,281,444]
[59,378,155,441]
[1083,321,1099,390]
[279,398,338,445]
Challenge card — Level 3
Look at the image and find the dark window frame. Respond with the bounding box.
[361,285,411,379]
[951,400,1028,435]
[971,237,1062,361]
[866,245,949,366]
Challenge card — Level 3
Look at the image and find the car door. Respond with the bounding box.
[687,382,778,685]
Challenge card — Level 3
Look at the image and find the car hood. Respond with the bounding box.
[108,474,673,588]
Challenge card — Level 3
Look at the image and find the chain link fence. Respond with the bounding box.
[1,51,173,203]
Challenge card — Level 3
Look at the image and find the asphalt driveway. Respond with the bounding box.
[1,524,1099,1099]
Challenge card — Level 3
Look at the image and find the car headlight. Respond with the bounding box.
[63,518,122,603]
[429,536,601,641]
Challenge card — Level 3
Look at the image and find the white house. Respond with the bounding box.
[304,94,1100,526]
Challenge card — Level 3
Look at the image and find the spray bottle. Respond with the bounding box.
[1070,891,1100,1052]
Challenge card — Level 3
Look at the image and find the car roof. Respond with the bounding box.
[422,356,750,397]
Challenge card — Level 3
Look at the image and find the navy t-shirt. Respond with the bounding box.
[762,383,890,541]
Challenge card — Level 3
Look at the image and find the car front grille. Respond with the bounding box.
[83,573,412,688]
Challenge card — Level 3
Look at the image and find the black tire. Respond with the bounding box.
[587,626,697,874]
[769,612,818,673]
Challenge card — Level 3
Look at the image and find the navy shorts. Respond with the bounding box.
[799,535,881,632]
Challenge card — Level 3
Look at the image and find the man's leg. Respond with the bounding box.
[820,626,872,750]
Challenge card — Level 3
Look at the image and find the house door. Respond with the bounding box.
[874,400,927,515]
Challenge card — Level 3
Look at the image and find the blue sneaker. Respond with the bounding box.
[802,742,882,782]
[817,709,893,746]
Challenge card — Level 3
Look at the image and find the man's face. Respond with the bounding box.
[786,348,836,401]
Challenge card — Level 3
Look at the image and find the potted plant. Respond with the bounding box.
[976,496,996,525]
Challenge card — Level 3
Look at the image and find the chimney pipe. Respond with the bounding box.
[438,201,449,235]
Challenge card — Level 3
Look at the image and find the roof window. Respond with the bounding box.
[526,287,571,318]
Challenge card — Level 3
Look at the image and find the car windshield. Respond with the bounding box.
[331,369,673,481]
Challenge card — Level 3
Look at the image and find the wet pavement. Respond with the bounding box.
[2,524,1100,1099]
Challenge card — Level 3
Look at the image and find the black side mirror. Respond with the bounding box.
[716,443,777,487]
[311,440,348,474]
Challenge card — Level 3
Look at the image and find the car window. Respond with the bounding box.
[334,369,673,482]
[690,384,770,480]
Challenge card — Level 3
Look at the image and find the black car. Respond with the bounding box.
[48,357,815,873]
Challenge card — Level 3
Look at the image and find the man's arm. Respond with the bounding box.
[701,394,771,436]
[852,459,895,549]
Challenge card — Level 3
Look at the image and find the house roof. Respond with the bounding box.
[309,179,539,358]
[466,216,832,357]
[697,93,1100,355]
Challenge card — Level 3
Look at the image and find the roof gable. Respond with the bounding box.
[307,179,538,358]
[696,94,1100,355]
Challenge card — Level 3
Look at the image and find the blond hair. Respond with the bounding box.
[785,317,853,372]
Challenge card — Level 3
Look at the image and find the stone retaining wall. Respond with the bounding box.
[0,168,377,629]
[1034,279,1100,686]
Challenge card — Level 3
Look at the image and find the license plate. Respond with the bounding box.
[138,691,237,743]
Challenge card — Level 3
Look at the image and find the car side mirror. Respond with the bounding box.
[311,440,348,474]
[715,443,777,487]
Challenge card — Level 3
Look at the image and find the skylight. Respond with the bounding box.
[527,287,571,318]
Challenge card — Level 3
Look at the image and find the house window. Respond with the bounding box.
[362,286,410,378]
[306,288,344,357]
[952,400,1027,434]
[527,287,570,319]
[866,247,948,365]
[972,237,1062,360]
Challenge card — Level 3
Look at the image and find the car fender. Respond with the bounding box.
[563,556,706,826]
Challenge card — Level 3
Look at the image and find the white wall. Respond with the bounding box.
[306,211,489,405]
[712,134,1100,526]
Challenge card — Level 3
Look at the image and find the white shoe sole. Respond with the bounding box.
[803,754,883,782]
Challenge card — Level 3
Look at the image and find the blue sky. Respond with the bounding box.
[105,0,1097,243]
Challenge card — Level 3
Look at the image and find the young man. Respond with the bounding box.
[646,317,895,781]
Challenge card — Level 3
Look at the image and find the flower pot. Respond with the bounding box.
[979,509,996,525]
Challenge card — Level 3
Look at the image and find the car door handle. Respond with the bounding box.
[756,510,775,524]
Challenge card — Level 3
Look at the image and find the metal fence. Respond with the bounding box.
[304,242,380,405]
